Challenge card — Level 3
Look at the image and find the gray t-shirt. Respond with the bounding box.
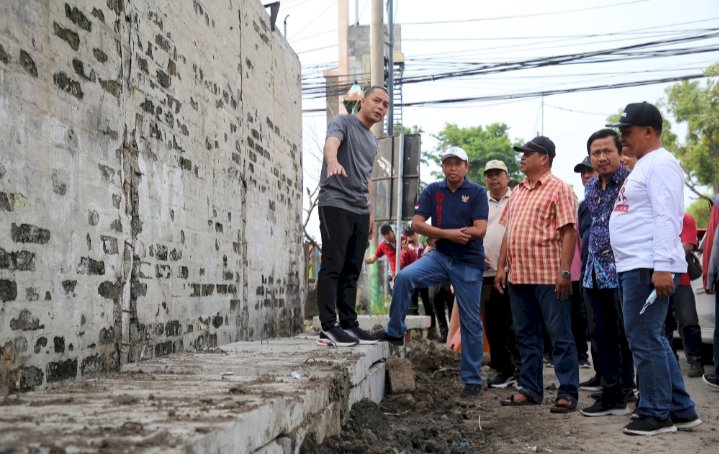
[318,115,378,214]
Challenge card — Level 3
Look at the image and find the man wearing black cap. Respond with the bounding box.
[495,136,580,413]
[607,102,701,435]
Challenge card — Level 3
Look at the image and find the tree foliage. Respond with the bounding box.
[662,62,719,197]
[422,122,523,184]
[687,198,711,229]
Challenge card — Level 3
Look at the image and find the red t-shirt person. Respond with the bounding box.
[679,213,697,286]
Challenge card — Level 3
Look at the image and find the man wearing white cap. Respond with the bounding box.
[374,147,489,398]
[482,160,521,389]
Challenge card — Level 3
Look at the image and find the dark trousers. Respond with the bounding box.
[410,288,436,327]
[431,282,453,333]
[570,281,590,361]
[584,286,635,403]
[508,284,579,402]
[665,285,703,360]
[483,277,520,376]
[317,206,370,330]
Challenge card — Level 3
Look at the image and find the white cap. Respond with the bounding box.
[440,147,468,162]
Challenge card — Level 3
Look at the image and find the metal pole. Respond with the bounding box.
[394,134,404,276]
[370,0,384,137]
[386,0,394,136]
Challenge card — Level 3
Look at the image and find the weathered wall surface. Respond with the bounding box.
[0,0,304,392]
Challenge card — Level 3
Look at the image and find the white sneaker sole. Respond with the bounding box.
[623,425,677,436]
[316,337,357,347]
[580,407,631,417]
[675,418,703,430]
[490,380,517,389]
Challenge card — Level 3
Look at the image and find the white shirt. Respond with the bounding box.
[609,147,687,273]
[483,187,511,277]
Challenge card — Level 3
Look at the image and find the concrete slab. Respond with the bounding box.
[311,314,431,331]
[0,336,388,453]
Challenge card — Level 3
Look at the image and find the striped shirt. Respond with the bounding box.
[500,171,577,284]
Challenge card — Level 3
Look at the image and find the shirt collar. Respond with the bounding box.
[589,165,630,190]
[520,171,552,189]
[489,187,511,203]
[439,177,470,190]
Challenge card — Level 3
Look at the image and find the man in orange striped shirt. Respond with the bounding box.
[495,135,580,413]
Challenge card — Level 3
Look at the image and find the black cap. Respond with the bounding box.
[513,136,556,159]
[606,102,663,129]
[573,156,593,173]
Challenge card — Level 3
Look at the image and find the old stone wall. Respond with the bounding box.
[0,0,304,392]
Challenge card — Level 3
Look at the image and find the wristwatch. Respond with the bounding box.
[560,269,571,279]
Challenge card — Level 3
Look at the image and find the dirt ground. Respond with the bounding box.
[302,339,719,454]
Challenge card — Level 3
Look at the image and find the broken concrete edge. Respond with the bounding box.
[0,337,388,453]
[311,314,432,332]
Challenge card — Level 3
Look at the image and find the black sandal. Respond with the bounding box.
[550,395,577,413]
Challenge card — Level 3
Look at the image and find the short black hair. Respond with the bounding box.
[586,129,621,154]
[403,227,414,236]
[364,86,389,98]
[380,224,393,235]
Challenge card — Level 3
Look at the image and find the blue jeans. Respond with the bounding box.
[386,251,484,385]
[619,269,696,420]
[508,284,579,402]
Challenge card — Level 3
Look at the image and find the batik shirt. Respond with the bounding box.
[582,165,630,289]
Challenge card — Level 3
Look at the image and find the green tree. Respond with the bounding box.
[662,63,719,197]
[423,122,523,184]
[687,198,711,229]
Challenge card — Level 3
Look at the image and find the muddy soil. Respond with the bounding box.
[302,339,718,454]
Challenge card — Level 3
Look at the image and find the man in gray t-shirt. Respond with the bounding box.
[316,86,389,347]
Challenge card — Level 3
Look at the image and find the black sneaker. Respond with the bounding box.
[319,325,359,347]
[672,414,703,431]
[579,375,602,392]
[460,383,483,398]
[703,373,719,391]
[686,358,704,378]
[623,416,676,436]
[345,326,379,345]
[371,328,404,345]
[578,358,592,369]
[580,400,630,417]
[489,374,517,389]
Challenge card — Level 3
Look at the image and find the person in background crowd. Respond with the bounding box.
[607,102,701,435]
[664,213,705,378]
[495,136,579,413]
[620,146,637,170]
[365,224,416,283]
[571,156,595,370]
[404,227,440,340]
[316,86,389,347]
[702,195,719,390]
[482,160,521,389]
[579,129,636,418]
[374,147,489,399]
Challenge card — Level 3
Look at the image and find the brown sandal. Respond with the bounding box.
[501,392,538,406]
[550,395,577,413]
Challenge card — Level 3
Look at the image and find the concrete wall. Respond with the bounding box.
[0,0,304,392]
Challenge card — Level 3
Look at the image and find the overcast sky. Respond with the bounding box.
[279,0,719,241]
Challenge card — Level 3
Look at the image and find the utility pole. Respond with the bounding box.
[370,0,384,137]
[386,0,394,137]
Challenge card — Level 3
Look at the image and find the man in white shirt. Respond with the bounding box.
[482,160,520,388]
[607,102,701,436]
